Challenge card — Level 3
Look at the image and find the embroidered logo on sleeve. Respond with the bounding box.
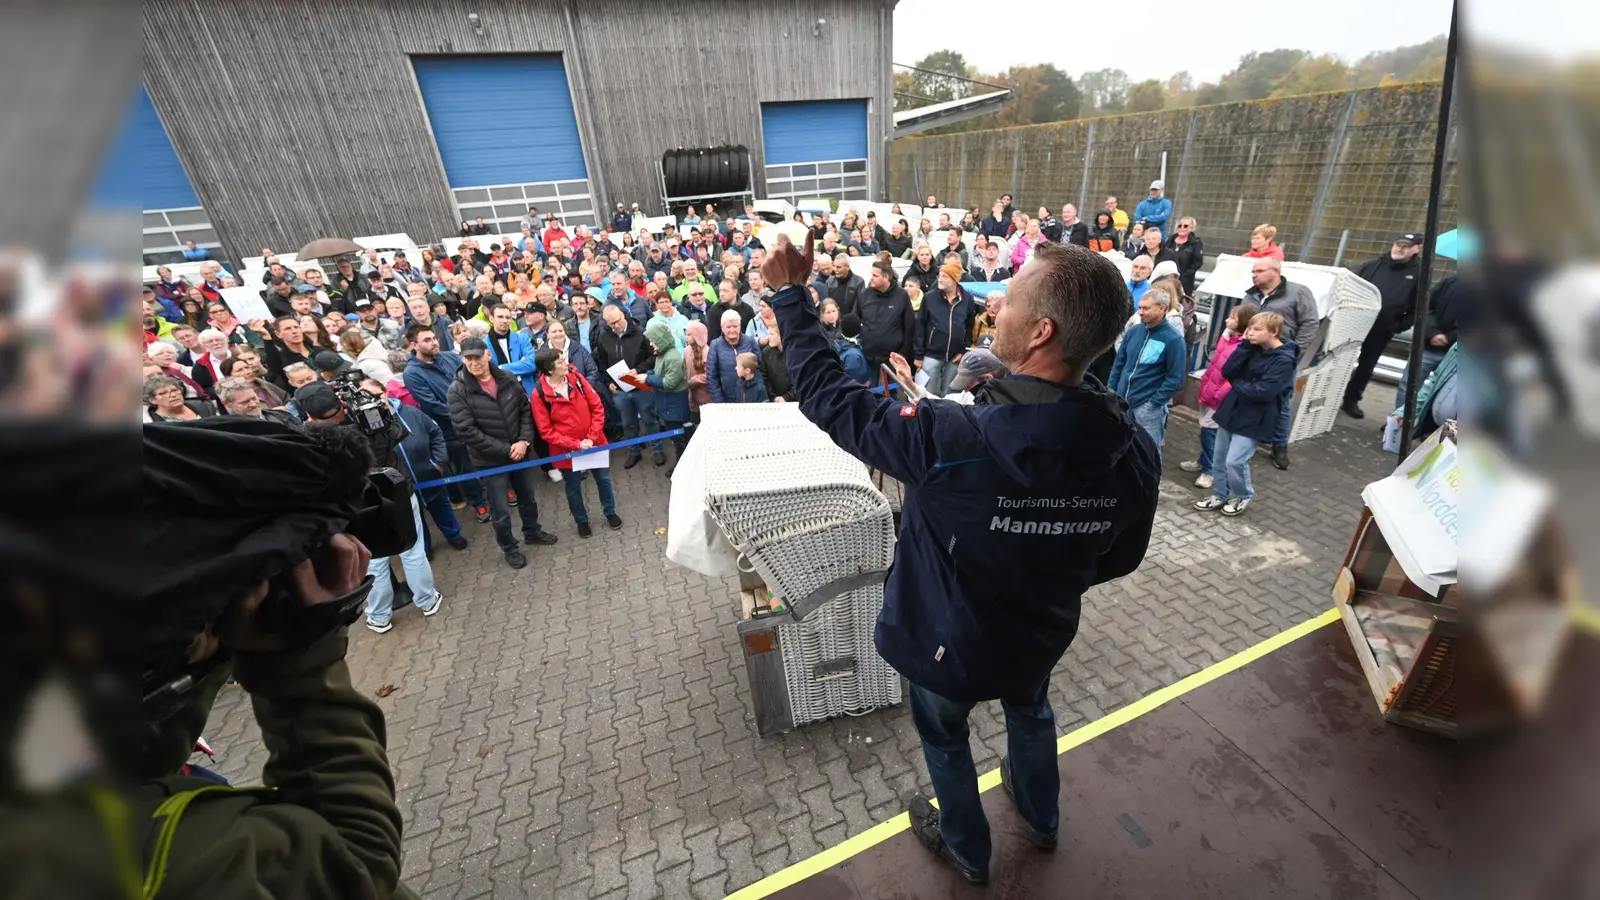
[899,404,917,418]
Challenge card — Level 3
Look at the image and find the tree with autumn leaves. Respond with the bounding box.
[896,36,1448,134]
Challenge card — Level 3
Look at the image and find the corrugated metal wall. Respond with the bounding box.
[141,0,889,261]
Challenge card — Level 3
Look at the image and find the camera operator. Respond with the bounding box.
[294,380,443,631]
[0,419,420,898]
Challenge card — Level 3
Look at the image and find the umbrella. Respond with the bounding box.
[296,237,365,260]
[1433,228,1477,261]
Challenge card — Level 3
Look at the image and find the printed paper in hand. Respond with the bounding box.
[220,287,273,323]
[571,448,610,471]
[606,360,636,392]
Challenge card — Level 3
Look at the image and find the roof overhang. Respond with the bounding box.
[892,89,1013,138]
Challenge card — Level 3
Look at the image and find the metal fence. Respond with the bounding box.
[890,83,1457,278]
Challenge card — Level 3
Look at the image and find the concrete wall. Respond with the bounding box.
[141,0,891,260]
[889,83,1457,270]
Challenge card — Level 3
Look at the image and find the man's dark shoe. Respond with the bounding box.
[1340,399,1366,419]
[524,529,559,546]
[577,522,593,538]
[1000,756,1058,851]
[504,549,527,569]
[1271,443,1291,470]
[606,514,624,530]
[907,796,987,885]
[652,449,667,466]
[448,535,470,551]
[623,454,642,469]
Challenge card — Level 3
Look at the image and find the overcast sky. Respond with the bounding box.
[893,0,1592,83]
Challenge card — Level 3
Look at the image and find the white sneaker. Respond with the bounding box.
[1222,498,1252,517]
[421,592,443,617]
[365,619,393,634]
[548,469,563,482]
[1195,473,1214,490]
[1178,460,1202,473]
[1193,496,1226,512]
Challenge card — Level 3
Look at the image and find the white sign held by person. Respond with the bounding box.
[219,287,273,323]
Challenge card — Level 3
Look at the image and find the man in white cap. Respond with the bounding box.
[1135,180,1172,233]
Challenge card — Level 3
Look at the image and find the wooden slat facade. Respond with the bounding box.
[141,0,890,261]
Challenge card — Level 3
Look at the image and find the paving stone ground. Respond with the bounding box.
[200,395,1400,899]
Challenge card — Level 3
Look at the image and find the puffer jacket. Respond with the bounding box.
[1197,331,1244,410]
[446,364,536,467]
[706,334,757,402]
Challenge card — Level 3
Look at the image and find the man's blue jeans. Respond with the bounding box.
[365,495,438,627]
[444,437,487,508]
[920,357,956,397]
[1197,424,1217,471]
[562,464,616,525]
[1131,401,1169,462]
[419,485,462,542]
[611,389,662,456]
[907,677,1059,875]
[1395,346,1447,410]
[1272,383,1295,446]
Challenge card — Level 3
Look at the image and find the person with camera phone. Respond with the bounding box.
[293,373,443,632]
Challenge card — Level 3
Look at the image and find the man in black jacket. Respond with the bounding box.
[1058,205,1089,247]
[1396,272,1460,409]
[446,337,559,569]
[1341,232,1423,418]
[856,261,917,372]
[825,253,867,317]
[590,305,663,467]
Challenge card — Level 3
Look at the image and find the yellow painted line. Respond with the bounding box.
[1573,602,1600,636]
[723,607,1341,900]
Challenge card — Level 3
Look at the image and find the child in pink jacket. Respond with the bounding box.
[1180,302,1258,489]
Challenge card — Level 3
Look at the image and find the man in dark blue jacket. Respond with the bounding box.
[403,325,489,521]
[766,237,1159,885]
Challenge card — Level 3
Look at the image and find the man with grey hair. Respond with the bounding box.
[762,236,1158,886]
[826,253,865,317]
[217,376,301,426]
[1243,255,1318,470]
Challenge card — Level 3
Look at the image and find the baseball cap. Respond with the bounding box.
[354,296,373,308]
[296,283,317,293]
[1395,232,1423,245]
[1149,180,1164,190]
[949,349,1006,391]
[311,349,349,374]
[459,336,489,357]
[294,381,342,420]
[1150,260,1181,281]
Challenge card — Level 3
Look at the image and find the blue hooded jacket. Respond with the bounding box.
[1108,319,1186,410]
[772,284,1160,702]
[403,350,465,439]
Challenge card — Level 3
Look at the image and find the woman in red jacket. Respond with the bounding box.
[529,347,623,538]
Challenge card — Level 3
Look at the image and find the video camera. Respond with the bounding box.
[139,419,417,725]
[329,367,396,436]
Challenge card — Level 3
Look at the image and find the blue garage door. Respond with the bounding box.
[93,87,221,265]
[760,100,869,204]
[413,55,595,230]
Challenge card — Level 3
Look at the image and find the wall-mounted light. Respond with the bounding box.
[812,17,826,36]
[468,12,484,35]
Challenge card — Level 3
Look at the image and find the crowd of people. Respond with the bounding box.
[140,180,1443,628]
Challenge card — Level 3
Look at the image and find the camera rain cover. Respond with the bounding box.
[142,418,369,649]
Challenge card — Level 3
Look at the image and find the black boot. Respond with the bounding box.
[1340,399,1365,419]
[1271,443,1291,470]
